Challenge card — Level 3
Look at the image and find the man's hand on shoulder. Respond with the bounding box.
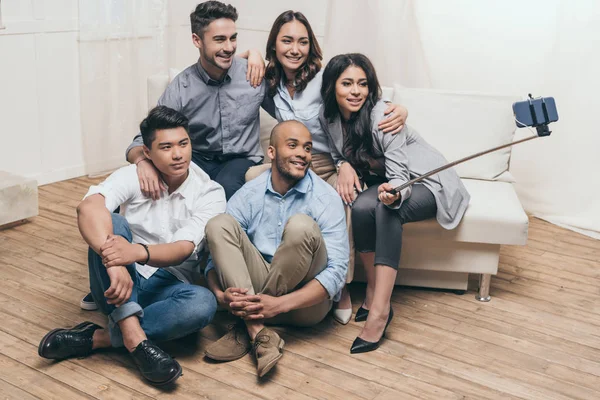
[100,234,146,267]
[135,158,166,200]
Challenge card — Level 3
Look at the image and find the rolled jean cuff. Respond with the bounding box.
[107,302,144,348]
[374,256,399,270]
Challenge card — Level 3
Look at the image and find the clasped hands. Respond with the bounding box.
[218,288,283,320]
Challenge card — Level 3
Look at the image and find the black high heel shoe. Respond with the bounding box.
[355,304,369,322]
[350,307,394,354]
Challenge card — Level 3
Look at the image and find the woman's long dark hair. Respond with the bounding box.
[321,53,382,169]
[264,11,323,98]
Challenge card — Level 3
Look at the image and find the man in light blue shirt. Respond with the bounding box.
[203,120,349,377]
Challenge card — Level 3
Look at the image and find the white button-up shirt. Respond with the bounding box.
[84,163,226,282]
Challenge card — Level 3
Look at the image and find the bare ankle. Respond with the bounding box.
[245,321,265,341]
[118,316,147,352]
[92,329,111,350]
[336,286,352,309]
[369,303,391,320]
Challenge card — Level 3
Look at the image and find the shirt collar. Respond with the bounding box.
[265,169,311,196]
[168,168,195,199]
[195,58,233,86]
[277,76,294,102]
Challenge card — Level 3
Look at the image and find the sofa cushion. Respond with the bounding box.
[403,179,528,245]
[147,73,170,112]
[391,85,521,182]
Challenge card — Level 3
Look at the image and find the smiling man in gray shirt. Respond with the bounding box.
[126,1,273,200]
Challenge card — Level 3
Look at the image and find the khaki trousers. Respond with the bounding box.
[245,153,355,283]
[205,213,332,327]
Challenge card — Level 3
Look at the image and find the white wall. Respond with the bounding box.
[77,0,169,177]
[0,0,83,185]
[0,0,329,185]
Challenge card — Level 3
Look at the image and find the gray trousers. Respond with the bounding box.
[352,184,437,270]
[205,213,332,327]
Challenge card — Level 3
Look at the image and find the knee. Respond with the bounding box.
[283,214,320,245]
[205,214,237,240]
[178,287,218,332]
[375,201,389,215]
[351,196,376,223]
[111,213,132,242]
[245,164,270,182]
[375,201,405,224]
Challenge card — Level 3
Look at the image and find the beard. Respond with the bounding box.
[275,156,308,182]
[204,50,234,71]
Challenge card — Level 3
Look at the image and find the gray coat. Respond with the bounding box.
[319,100,470,230]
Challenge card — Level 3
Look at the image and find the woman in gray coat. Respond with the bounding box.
[320,53,470,354]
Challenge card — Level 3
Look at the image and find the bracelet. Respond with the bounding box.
[335,160,347,174]
[135,158,149,166]
[138,243,150,265]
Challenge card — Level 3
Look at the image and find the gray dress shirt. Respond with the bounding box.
[126,58,275,163]
[320,100,470,230]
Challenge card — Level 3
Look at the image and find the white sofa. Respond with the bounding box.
[148,72,528,301]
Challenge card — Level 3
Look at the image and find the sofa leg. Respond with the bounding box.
[476,274,492,302]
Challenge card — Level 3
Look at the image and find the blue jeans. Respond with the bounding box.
[88,213,217,348]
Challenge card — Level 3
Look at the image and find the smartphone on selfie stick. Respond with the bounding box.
[388,94,559,195]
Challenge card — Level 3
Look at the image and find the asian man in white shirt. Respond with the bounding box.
[38,106,226,386]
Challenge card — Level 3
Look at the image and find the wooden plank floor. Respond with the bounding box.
[1,176,599,399]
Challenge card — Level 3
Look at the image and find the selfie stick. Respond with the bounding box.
[389,95,554,195]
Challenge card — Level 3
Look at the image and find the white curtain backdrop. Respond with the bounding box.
[325,0,600,238]
[79,0,168,176]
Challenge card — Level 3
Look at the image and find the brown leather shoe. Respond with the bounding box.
[252,328,285,378]
[205,321,251,361]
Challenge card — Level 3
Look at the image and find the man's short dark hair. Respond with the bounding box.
[139,106,189,148]
[190,1,238,37]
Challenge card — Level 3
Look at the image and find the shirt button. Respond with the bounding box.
[278,221,282,226]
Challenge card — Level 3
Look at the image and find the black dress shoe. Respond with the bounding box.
[131,340,182,386]
[38,321,102,360]
[355,304,370,322]
[350,308,394,354]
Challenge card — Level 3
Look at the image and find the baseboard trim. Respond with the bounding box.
[25,158,127,185]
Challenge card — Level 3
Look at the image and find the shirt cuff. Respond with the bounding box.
[83,186,120,212]
[314,269,343,302]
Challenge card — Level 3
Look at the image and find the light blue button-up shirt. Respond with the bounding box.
[205,169,349,300]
